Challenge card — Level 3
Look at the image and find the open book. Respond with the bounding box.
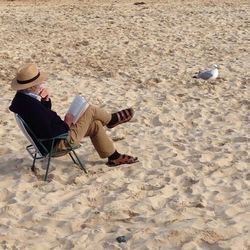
[67,95,89,124]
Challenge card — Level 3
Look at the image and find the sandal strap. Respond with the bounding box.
[107,108,134,129]
[107,154,138,166]
[117,111,123,122]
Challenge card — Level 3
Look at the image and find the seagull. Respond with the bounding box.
[193,64,219,80]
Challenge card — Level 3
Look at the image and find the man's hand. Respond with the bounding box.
[64,112,74,127]
[38,87,49,100]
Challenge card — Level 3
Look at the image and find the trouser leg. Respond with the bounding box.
[68,105,111,143]
[92,105,112,126]
[56,105,115,158]
[85,120,115,158]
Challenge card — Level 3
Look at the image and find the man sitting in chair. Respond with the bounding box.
[9,63,138,166]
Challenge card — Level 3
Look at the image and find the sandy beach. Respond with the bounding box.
[0,0,249,249]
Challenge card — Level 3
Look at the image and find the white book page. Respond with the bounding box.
[67,95,89,124]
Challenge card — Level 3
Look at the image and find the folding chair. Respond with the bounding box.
[15,114,87,181]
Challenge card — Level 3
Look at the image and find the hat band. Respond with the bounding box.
[17,72,40,84]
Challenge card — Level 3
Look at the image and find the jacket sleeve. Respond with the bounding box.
[41,98,52,109]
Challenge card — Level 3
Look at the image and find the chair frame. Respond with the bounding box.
[15,114,87,181]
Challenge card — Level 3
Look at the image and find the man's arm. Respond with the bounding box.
[41,98,52,109]
[64,112,74,127]
[39,88,52,109]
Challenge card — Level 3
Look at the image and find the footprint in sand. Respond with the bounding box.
[0,205,22,218]
[175,167,184,176]
[151,114,162,126]
[0,188,15,202]
[233,136,249,143]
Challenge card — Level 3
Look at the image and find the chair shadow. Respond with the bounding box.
[0,157,31,181]
[0,153,108,182]
[83,159,105,166]
[55,154,105,167]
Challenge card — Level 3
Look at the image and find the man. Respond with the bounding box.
[9,63,138,166]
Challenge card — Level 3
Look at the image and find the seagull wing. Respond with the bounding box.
[197,69,214,80]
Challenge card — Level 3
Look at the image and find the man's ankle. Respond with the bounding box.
[108,150,120,161]
[107,113,118,127]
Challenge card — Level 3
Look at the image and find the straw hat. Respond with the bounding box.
[11,63,48,90]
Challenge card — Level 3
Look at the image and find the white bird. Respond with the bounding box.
[193,64,219,80]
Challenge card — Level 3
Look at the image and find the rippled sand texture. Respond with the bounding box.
[0,0,249,249]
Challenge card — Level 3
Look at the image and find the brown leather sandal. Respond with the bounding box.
[107,154,139,167]
[107,108,134,129]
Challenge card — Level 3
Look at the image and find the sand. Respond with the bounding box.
[0,0,249,249]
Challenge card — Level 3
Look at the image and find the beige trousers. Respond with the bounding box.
[55,105,115,158]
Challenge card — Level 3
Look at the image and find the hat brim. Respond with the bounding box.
[11,71,48,91]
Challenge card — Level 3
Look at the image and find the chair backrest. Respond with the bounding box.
[15,114,47,157]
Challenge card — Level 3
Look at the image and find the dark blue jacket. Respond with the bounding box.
[9,92,69,153]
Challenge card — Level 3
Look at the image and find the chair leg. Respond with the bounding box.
[44,154,52,181]
[70,150,87,174]
[44,140,55,181]
[69,152,78,165]
[31,154,36,172]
